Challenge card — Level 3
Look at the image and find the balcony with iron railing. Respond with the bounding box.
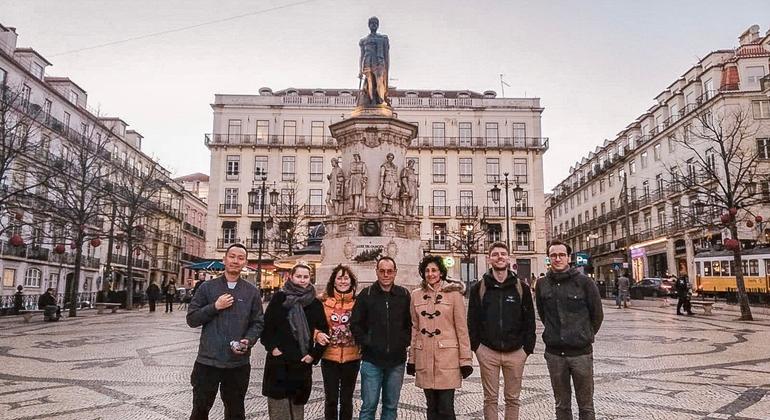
[217,238,240,249]
[483,206,506,218]
[276,204,299,215]
[304,205,327,216]
[247,203,268,215]
[426,240,451,252]
[512,241,535,252]
[455,206,479,218]
[205,133,549,152]
[429,206,451,217]
[219,204,242,215]
[511,207,534,218]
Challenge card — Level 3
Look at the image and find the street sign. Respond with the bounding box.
[575,252,589,267]
[443,256,455,268]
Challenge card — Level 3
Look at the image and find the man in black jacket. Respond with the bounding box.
[350,256,411,420]
[186,244,264,420]
[467,241,536,420]
[536,239,603,420]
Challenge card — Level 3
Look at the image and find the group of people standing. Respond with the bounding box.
[186,239,603,420]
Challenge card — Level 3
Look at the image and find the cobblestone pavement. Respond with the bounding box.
[1,302,769,420]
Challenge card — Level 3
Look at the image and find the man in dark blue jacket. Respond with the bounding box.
[467,241,536,420]
[350,256,411,420]
[186,244,264,420]
[536,239,603,420]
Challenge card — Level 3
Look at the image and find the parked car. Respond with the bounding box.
[630,277,675,298]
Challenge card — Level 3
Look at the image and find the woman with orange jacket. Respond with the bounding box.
[314,264,361,420]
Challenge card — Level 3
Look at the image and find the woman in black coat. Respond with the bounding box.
[261,264,328,420]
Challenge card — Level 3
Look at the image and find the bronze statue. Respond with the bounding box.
[326,157,345,216]
[347,153,368,213]
[400,159,419,216]
[358,16,390,107]
[378,153,399,214]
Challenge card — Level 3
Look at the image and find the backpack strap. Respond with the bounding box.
[479,272,523,302]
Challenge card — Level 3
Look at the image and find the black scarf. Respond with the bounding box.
[281,281,317,356]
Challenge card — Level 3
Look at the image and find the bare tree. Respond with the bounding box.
[38,125,114,317]
[268,182,311,258]
[0,83,53,236]
[447,211,488,289]
[665,105,767,321]
[104,162,165,309]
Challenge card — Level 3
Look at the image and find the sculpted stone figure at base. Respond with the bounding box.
[378,153,399,214]
[358,16,390,108]
[400,159,419,216]
[326,157,346,216]
[347,154,368,213]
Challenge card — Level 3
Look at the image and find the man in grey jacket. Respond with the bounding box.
[187,244,264,420]
[536,239,604,420]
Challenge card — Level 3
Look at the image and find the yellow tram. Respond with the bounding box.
[693,247,770,297]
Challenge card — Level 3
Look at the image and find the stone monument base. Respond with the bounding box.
[317,235,423,291]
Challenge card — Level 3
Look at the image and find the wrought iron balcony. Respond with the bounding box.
[219,204,242,215]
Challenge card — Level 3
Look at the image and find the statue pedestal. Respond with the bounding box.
[318,112,422,289]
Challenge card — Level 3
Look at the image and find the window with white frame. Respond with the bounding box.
[432,122,445,147]
[653,143,661,161]
[459,158,472,183]
[629,160,636,175]
[282,156,296,181]
[311,121,324,144]
[254,155,268,178]
[283,120,297,144]
[228,119,242,142]
[432,157,446,183]
[21,84,31,109]
[24,268,41,288]
[512,123,526,146]
[753,100,770,119]
[513,158,527,184]
[745,66,766,90]
[640,152,648,169]
[226,155,240,180]
[309,156,324,182]
[486,158,500,183]
[485,122,499,147]
[256,120,269,142]
[459,122,472,146]
[758,139,770,159]
[224,188,239,209]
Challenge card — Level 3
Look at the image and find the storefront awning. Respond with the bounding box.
[516,223,531,232]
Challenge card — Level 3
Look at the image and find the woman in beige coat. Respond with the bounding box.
[407,255,473,420]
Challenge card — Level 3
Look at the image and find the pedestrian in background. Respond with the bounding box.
[164,279,176,313]
[350,257,412,420]
[536,239,604,420]
[616,271,630,309]
[146,281,160,313]
[675,274,693,316]
[13,285,24,314]
[261,263,328,420]
[186,243,264,420]
[467,242,536,420]
[407,255,473,420]
[315,264,360,420]
[38,288,61,321]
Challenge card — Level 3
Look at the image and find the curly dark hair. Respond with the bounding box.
[418,254,447,288]
[325,264,358,297]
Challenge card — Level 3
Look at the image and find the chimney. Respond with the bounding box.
[739,24,760,45]
[0,24,19,54]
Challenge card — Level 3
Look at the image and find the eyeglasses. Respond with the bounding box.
[548,253,569,259]
[378,269,396,275]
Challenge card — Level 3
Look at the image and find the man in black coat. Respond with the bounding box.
[146,281,160,312]
[350,257,411,420]
[467,241,536,419]
[536,239,604,420]
[675,274,693,315]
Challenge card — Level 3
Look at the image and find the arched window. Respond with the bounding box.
[24,268,42,287]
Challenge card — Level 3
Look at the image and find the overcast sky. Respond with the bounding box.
[2,0,769,191]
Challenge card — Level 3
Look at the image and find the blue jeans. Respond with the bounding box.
[358,360,405,420]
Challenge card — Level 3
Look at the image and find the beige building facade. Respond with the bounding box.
[0,23,184,307]
[548,25,770,288]
[205,88,549,282]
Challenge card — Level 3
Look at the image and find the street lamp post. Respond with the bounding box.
[490,172,524,250]
[464,224,473,291]
[249,169,279,289]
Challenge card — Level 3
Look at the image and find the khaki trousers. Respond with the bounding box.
[476,344,528,420]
